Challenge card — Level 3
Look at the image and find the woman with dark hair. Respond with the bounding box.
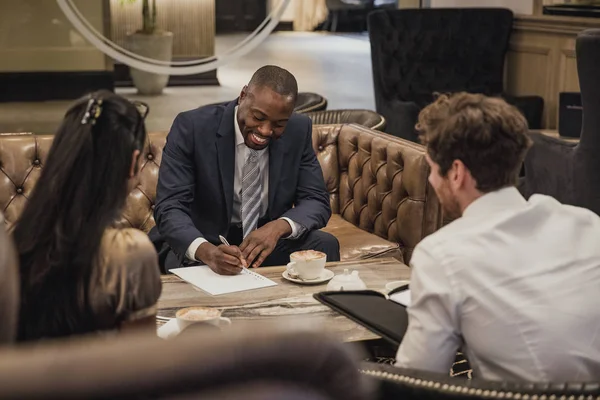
[12,90,161,342]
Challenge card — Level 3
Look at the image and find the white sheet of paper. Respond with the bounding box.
[170,265,277,296]
[389,289,411,307]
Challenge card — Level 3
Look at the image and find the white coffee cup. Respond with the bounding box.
[175,306,231,332]
[287,250,327,280]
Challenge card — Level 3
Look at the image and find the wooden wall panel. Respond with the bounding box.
[109,0,215,58]
[506,14,600,129]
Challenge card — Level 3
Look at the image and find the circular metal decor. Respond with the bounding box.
[56,0,292,76]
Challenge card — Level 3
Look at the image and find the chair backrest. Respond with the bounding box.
[0,213,18,345]
[368,8,513,109]
[295,92,328,113]
[521,29,600,214]
[361,361,600,400]
[576,29,600,151]
[0,325,372,399]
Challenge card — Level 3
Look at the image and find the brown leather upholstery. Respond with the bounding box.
[295,92,328,113]
[313,124,442,263]
[0,325,372,399]
[306,110,387,131]
[0,213,18,345]
[0,124,441,264]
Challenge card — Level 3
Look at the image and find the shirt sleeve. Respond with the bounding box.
[186,237,208,261]
[395,242,462,374]
[279,217,307,240]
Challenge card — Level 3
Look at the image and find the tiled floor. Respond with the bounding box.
[0,32,374,134]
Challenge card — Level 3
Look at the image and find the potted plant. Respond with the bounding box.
[122,0,173,95]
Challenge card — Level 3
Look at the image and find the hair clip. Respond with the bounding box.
[81,98,103,125]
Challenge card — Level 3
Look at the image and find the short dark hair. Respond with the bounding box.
[417,92,532,193]
[248,65,298,101]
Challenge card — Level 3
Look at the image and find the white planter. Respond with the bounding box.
[125,31,173,95]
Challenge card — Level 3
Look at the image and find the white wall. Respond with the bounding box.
[428,0,534,15]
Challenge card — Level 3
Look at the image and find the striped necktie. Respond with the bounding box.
[241,149,262,238]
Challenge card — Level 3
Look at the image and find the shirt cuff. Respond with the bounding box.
[279,217,306,240]
[186,237,208,261]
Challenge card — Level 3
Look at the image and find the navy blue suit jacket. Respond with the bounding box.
[153,100,332,261]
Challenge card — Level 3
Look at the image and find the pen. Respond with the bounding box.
[218,235,249,271]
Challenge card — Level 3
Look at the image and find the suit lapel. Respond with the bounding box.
[216,100,238,225]
[268,137,285,219]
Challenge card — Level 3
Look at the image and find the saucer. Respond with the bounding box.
[282,269,334,285]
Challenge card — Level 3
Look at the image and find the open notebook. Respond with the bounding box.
[170,265,277,296]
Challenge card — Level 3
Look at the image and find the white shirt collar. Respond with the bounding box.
[462,186,527,219]
[234,106,245,147]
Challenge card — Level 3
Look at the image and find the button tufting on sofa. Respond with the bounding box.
[0,126,442,264]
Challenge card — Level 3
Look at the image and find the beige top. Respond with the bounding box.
[88,228,162,330]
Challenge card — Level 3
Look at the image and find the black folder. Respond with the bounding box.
[313,285,410,347]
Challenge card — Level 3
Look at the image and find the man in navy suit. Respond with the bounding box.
[150,65,340,274]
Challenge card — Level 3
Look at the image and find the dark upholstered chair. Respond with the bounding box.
[295,92,328,113]
[520,29,600,215]
[368,8,544,142]
[0,326,373,399]
[360,362,600,400]
[305,109,386,131]
[0,213,18,345]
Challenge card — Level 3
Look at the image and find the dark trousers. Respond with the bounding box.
[151,225,341,273]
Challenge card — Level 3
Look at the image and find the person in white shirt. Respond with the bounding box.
[395,92,600,382]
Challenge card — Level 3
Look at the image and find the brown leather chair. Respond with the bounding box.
[0,213,18,345]
[0,124,441,265]
[305,110,386,131]
[296,92,328,113]
[0,325,373,399]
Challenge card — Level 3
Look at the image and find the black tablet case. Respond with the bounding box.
[313,290,409,347]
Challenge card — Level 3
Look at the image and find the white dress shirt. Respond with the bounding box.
[396,187,600,382]
[186,107,304,261]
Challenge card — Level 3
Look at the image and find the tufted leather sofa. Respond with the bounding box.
[0,123,441,264]
[0,213,18,345]
[305,110,386,131]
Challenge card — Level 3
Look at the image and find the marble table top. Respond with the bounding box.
[158,257,411,343]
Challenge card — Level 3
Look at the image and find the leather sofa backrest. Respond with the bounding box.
[318,124,442,261]
[0,213,18,345]
[0,125,442,262]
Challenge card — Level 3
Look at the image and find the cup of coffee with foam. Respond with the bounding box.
[287,250,327,280]
[175,306,231,332]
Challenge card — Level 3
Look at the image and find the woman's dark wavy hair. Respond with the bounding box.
[12,90,147,341]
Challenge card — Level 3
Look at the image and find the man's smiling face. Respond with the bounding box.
[236,84,295,150]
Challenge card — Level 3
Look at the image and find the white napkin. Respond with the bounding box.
[157,318,181,340]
